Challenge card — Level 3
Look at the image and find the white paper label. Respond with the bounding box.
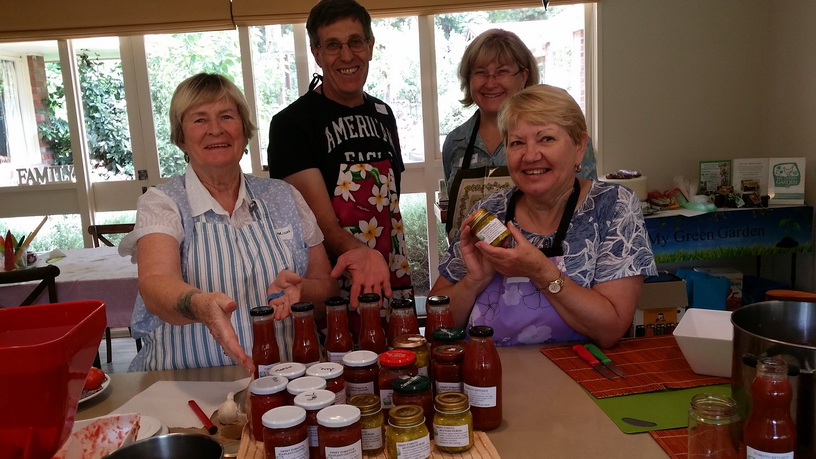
[274,438,310,458]
[395,434,431,459]
[476,218,507,244]
[327,351,349,364]
[333,389,347,405]
[361,426,383,450]
[380,389,394,409]
[257,363,275,378]
[307,425,318,447]
[464,383,497,408]
[433,423,471,447]
[435,381,463,394]
[417,365,428,377]
[346,381,374,397]
[325,439,362,458]
[746,447,794,459]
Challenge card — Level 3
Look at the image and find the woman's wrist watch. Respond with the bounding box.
[547,272,565,294]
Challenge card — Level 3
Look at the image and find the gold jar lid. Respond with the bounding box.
[348,394,382,415]
[435,392,469,412]
[392,334,426,349]
[388,405,425,427]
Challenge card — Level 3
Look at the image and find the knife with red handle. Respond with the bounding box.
[572,344,615,380]
[584,343,627,378]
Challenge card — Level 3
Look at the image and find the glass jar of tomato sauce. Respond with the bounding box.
[293,389,335,459]
[463,325,502,431]
[342,350,380,398]
[306,362,346,405]
[262,405,309,459]
[378,349,417,419]
[250,306,280,377]
[249,375,288,442]
[358,293,386,354]
[323,296,353,364]
[743,358,796,458]
[392,375,434,439]
[392,334,429,377]
[431,345,465,395]
[387,298,420,348]
[317,404,362,459]
[291,302,321,366]
[424,296,454,343]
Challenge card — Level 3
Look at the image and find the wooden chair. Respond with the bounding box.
[87,223,141,362]
[0,264,60,306]
[87,223,135,248]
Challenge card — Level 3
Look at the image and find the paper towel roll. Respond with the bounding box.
[599,176,648,201]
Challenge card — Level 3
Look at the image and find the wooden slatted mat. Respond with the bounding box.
[649,428,688,458]
[540,335,730,398]
[237,423,501,458]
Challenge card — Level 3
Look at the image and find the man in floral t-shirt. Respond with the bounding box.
[267,0,412,307]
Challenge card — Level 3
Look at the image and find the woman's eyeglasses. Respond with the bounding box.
[470,68,525,83]
[317,38,371,55]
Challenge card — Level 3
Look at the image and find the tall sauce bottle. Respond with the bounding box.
[323,296,354,364]
[250,306,280,377]
[424,295,455,343]
[743,357,796,458]
[463,325,502,431]
[386,298,420,348]
[358,293,386,354]
[291,302,320,366]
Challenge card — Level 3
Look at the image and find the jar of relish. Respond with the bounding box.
[433,392,473,453]
[386,405,431,459]
[293,389,335,459]
[391,334,429,377]
[348,394,385,455]
[342,350,380,398]
[378,349,417,419]
[286,376,327,406]
[306,362,346,405]
[392,375,434,439]
[249,375,288,442]
[431,345,465,395]
[262,405,309,459]
[317,404,362,459]
[270,361,306,381]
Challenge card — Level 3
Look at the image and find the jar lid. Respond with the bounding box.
[391,334,426,349]
[348,394,382,415]
[469,325,494,338]
[249,306,273,317]
[435,392,469,412]
[270,362,306,379]
[432,345,465,361]
[358,292,381,303]
[249,375,288,395]
[393,375,430,393]
[378,349,416,367]
[294,389,336,411]
[426,295,450,305]
[432,327,465,342]
[291,302,314,312]
[262,405,306,429]
[388,405,424,427]
[390,298,413,309]
[342,350,379,367]
[317,404,361,428]
[324,296,349,307]
[287,376,327,395]
[306,362,344,379]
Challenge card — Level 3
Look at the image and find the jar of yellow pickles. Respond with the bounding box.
[432,392,473,453]
[469,208,511,247]
[386,405,430,459]
[348,394,385,455]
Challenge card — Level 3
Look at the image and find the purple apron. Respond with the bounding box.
[469,179,587,345]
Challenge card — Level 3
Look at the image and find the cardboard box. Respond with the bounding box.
[693,267,743,311]
[630,273,688,338]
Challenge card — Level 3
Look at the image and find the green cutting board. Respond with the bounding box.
[591,384,732,434]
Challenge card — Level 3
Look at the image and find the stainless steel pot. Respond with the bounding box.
[731,301,816,457]
[103,433,223,459]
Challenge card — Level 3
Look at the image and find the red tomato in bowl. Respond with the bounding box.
[84,368,106,390]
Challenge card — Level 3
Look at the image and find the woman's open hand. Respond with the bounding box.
[267,270,304,320]
[193,291,254,373]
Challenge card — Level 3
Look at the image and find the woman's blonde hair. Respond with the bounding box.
[458,29,540,107]
[169,73,257,147]
[498,84,587,145]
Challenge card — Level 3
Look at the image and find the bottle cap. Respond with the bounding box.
[291,302,314,312]
[432,345,465,361]
[249,375,288,395]
[348,394,382,415]
[390,298,413,309]
[469,325,494,337]
[317,404,361,428]
[427,295,450,305]
[294,389,335,411]
[435,392,469,412]
[286,376,327,396]
[262,405,306,429]
[249,306,274,317]
[342,350,379,367]
[432,327,465,342]
[391,334,426,349]
[378,349,416,367]
[306,362,344,379]
[270,362,306,379]
[325,296,349,307]
[392,375,430,394]
[358,292,381,303]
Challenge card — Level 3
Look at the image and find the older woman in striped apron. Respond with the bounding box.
[120,73,338,372]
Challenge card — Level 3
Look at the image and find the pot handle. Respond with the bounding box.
[742,353,803,376]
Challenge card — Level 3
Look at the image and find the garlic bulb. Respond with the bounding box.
[217,392,247,425]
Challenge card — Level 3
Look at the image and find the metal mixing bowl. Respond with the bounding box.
[103,433,223,459]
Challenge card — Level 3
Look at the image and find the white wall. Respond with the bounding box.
[597,0,815,292]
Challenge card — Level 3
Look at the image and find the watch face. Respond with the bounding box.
[548,282,562,294]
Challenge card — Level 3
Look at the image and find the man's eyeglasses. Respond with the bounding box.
[316,38,371,55]
[470,68,525,83]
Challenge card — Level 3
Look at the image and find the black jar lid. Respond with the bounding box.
[358,292,381,303]
[291,302,314,312]
[469,325,494,337]
[392,374,430,393]
[324,296,349,307]
[390,298,413,309]
[426,295,450,305]
[249,306,273,316]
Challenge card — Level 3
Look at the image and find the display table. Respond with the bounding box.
[77,346,669,458]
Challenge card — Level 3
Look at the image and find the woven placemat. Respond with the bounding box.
[540,335,729,398]
[649,428,687,458]
[237,423,501,458]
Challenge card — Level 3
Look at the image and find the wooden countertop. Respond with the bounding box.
[77,345,669,458]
